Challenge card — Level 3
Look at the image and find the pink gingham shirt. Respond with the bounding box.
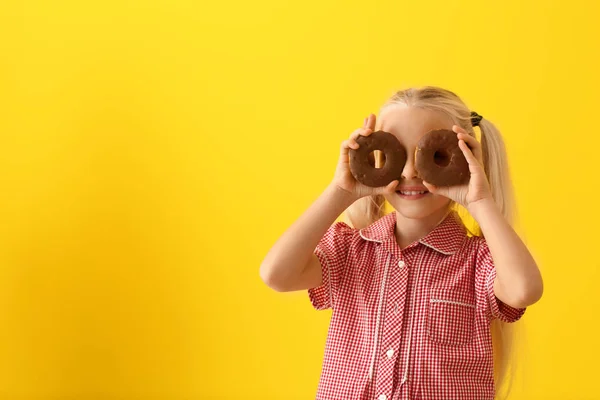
[308,211,525,400]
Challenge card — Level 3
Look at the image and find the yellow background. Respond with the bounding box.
[0,0,597,399]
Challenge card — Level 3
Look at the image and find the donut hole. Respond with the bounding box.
[368,150,386,169]
[433,149,451,167]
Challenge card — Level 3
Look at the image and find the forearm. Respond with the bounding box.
[259,184,357,289]
[469,199,543,308]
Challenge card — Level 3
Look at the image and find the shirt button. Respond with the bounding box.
[386,349,394,358]
[378,395,387,400]
[398,260,405,268]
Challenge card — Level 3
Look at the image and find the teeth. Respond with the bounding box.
[399,191,427,195]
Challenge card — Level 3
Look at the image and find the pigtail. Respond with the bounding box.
[477,117,519,400]
[478,118,516,229]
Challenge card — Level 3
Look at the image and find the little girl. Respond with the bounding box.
[260,86,543,400]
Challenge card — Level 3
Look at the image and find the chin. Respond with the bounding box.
[384,193,451,220]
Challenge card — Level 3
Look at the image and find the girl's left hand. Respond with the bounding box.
[422,125,493,210]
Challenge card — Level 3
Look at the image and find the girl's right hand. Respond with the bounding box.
[332,113,400,200]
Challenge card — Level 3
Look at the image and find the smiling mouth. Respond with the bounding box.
[395,190,430,199]
[396,190,428,195]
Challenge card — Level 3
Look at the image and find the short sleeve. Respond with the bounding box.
[476,239,526,323]
[308,221,355,311]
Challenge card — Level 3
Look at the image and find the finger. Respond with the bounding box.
[458,140,484,173]
[386,179,400,191]
[348,130,361,145]
[452,124,468,135]
[452,126,474,145]
[456,132,483,162]
[422,181,438,194]
[340,140,354,156]
[456,132,477,147]
[366,113,376,131]
[351,127,373,138]
[423,180,452,199]
[347,138,359,149]
[349,129,373,149]
[337,142,350,165]
[360,127,373,136]
[458,139,477,163]
[376,179,399,194]
[349,128,362,139]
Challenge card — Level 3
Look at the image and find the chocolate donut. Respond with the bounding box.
[349,131,407,187]
[415,129,470,186]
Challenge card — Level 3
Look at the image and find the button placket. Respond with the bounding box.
[375,257,406,400]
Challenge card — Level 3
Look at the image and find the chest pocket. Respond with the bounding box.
[427,286,475,346]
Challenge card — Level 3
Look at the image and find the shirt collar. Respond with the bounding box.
[358,211,466,255]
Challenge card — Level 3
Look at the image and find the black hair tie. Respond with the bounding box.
[470,111,483,127]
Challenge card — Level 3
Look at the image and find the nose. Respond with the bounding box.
[400,151,418,180]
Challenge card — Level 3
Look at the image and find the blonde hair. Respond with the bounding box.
[344,86,519,399]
